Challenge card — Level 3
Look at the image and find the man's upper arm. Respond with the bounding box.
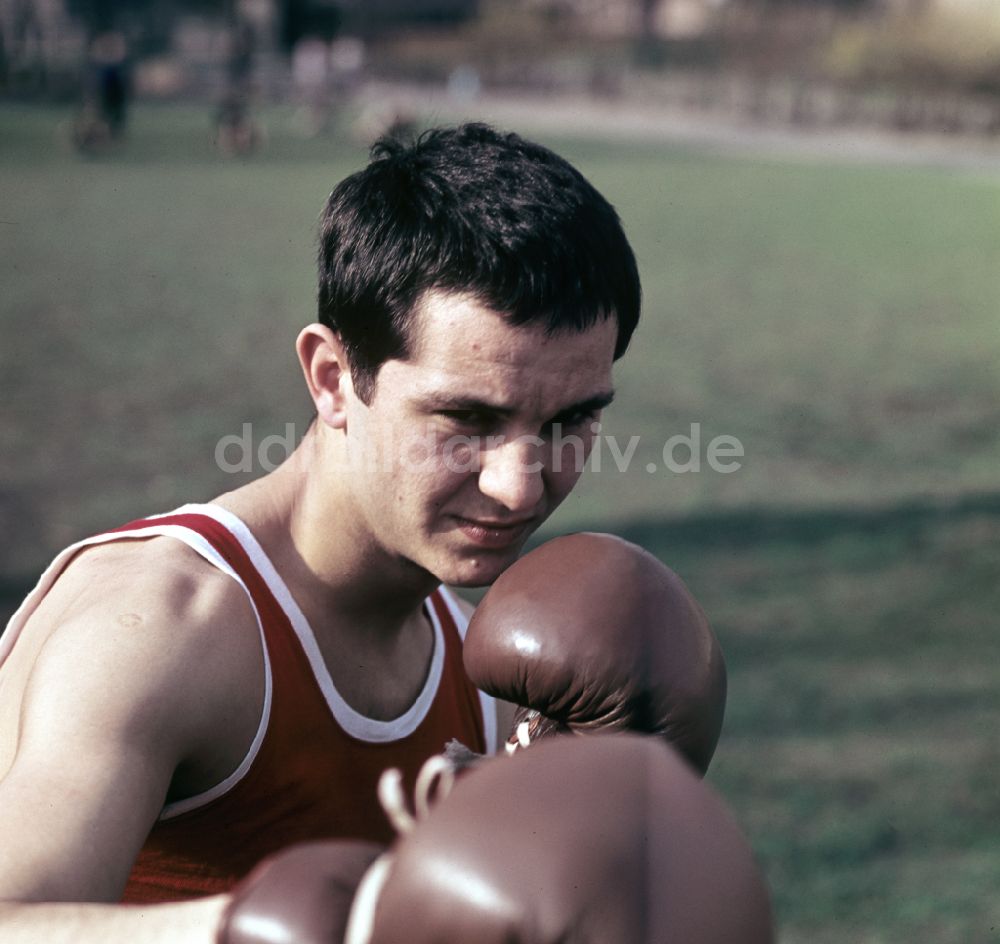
[0,621,178,901]
[0,546,256,904]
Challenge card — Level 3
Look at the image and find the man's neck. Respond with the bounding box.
[213,432,438,644]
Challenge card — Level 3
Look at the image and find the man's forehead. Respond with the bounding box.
[391,336,616,419]
[401,366,613,400]
[405,289,618,364]
[405,290,518,360]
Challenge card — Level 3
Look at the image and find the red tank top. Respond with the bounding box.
[0,504,493,903]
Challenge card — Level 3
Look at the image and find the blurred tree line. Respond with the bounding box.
[0,0,479,96]
[2,0,999,135]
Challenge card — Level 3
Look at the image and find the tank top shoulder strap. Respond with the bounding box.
[1,504,268,670]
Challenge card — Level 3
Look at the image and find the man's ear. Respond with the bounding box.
[296,324,354,429]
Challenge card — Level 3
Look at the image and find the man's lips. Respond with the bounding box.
[453,516,535,549]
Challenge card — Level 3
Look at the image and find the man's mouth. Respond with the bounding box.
[453,516,535,549]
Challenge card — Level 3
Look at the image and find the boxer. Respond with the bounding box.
[0,123,649,942]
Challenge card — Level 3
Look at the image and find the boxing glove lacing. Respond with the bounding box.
[506,716,534,754]
[377,754,456,835]
[343,754,457,944]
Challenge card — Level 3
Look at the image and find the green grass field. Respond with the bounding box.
[2,101,999,941]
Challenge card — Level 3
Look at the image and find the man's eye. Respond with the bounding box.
[549,410,597,431]
[440,410,491,429]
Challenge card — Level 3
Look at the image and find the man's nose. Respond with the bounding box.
[477,437,545,513]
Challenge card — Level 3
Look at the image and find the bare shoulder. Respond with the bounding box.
[20,536,257,665]
[41,536,249,629]
[1,536,263,779]
[40,533,259,701]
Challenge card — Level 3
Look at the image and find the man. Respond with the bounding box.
[0,123,641,941]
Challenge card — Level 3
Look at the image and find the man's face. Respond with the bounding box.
[341,290,618,587]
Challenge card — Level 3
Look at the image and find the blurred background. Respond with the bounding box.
[2,0,999,940]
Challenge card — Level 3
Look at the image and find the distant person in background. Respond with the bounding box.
[214,15,259,156]
[73,31,130,153]
[291,35,332,136]
[292,34,366,138]
[329,36,365,107]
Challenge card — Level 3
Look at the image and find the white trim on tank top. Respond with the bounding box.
[162,503,448,746]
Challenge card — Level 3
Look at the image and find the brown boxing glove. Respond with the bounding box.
[350,734,773,944]
[217,840,384,944]
[463,532,727,773]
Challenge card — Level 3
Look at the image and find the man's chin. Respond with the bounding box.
[436,544,526,588]
[445,572,503,589]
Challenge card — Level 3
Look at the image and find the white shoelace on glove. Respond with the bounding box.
[343,754,457,944]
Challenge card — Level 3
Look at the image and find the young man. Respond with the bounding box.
[0,123,641,941]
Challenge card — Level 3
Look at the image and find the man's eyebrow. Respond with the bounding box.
[414,390,616,416]
[552,391,616,417]
[413,394,514,415]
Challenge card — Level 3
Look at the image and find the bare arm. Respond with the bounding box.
[0,541,263,942]
[0,896,227,944]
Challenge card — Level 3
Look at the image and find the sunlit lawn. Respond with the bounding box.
[2,100,999,941]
